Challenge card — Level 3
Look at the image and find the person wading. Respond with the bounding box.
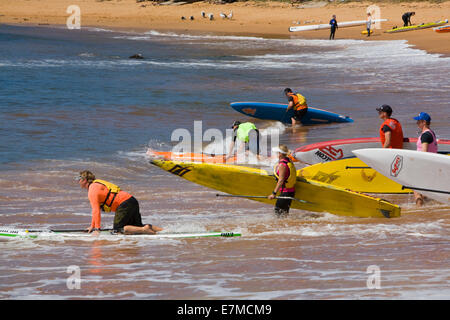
[413,112,438,206]
[284,88,308,126]
[77,170,162,235]
[226,121,260,161]
[268,145,297,217]
[377,104,404,149]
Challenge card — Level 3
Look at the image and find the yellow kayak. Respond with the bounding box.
[150,159,401,218]
[385,20,448,33]
[298,158,413,194]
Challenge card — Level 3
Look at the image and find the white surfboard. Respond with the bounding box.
[293,137,450,165]
[353,148,450,204]
[289,19,387,32]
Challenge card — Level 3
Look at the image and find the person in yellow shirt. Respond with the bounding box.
[284,88,308,126]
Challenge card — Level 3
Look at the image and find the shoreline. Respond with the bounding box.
[1,0,449,56]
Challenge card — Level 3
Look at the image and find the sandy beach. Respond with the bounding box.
[1,0,449,56]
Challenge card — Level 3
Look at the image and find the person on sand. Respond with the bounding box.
[285,88,308,126]
[329,15,338,40]
[376,104,404,149]
[413,112,438,206]
[402,12,415,27]
[77,170,162,235]
[366,13,372,37]
[268,145,297,217]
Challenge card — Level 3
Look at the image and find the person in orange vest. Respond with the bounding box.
[376,104,404,149]
[77,170,163,235]
[284,88,308,126]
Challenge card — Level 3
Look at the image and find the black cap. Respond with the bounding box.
[231,121,241,128]
[376,104,392,115]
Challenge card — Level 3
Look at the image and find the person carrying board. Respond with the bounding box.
[329,15,338,40]
[413,112,438,206]
[284,88,308,126]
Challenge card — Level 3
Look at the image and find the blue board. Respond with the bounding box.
[230,102,353,125]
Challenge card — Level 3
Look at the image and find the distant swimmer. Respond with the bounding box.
[77,170,163,235]
[402,12,415,27]
[413,112,438,206]
[329,14,338,40]
[226,121,260,160]
[268,145,297,217]
[376,104,404,149]
[129,53,144,59]
[284,88,308,126]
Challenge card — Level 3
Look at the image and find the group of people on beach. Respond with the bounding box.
[329,11,416,39]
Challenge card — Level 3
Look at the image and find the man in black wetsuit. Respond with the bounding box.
[402,12,415,27]
[329,15,338,40]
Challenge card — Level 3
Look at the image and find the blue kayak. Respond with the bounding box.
[230,102,353,125]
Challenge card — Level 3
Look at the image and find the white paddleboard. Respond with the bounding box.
[0,228,241,239]
[293,137,450,165]
[353,148,450,204]
[289,19,387,32]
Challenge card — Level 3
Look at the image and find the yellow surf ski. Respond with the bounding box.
[298,158,413,194]
[150,160,401,218]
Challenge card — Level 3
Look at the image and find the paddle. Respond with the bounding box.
[345,166,371,169]
[401,186,450,195]
[216,193,312,204]
[27,228,113,233]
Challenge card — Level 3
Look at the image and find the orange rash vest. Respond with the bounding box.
[88,182,132,229]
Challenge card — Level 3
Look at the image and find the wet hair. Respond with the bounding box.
[284,88,292,94]
[79,170,96,184]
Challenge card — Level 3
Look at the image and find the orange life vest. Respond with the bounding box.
[379,118,404,149]
[287,93,308,111]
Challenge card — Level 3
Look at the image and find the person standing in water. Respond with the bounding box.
[226,121,260,161]
[376,104,404,149]
[268,145,297,217]
[284,88,308,126]
[413,112,438,206]
[329,15,338,40]
[77,170,163,235]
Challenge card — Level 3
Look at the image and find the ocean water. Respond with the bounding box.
[0,24,449,300]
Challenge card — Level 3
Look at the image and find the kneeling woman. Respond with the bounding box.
[268,145,297,216]
[78,170,163,234]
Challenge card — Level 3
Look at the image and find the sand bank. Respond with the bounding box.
[1,0,449,56]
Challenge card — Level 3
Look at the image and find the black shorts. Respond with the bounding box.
[275,191,295,216]
[293,108,307,121]
[113,196,144,232]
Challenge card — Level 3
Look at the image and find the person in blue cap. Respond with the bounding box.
[414,112,438,153]
[413,112,438,206]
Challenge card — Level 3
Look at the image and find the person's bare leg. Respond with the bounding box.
[414,191,424,207]
[123,225,163,235]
